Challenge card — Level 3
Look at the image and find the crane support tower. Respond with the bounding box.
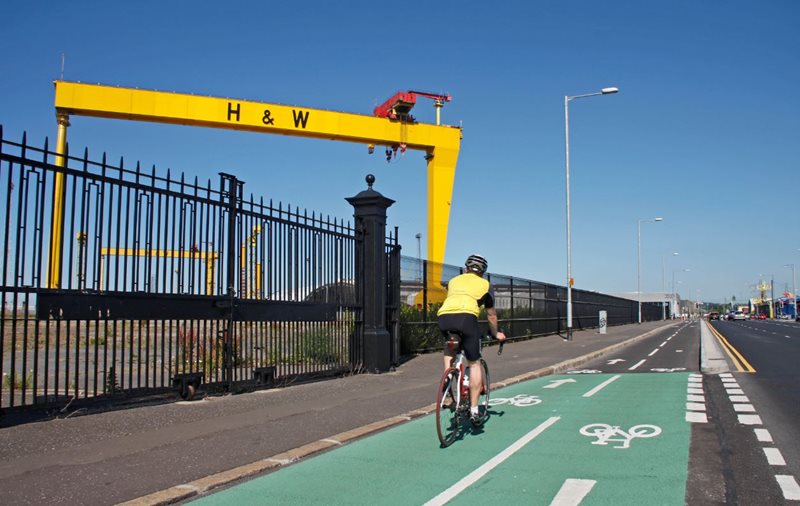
[50,82,461,301]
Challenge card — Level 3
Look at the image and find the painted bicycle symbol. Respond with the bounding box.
[488,394,542,407]
[579,423,662,449]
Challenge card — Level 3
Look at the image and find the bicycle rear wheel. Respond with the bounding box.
[474,359,490,425]
[436,368,459,447]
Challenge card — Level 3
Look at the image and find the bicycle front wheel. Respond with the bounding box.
[436,368,459,447]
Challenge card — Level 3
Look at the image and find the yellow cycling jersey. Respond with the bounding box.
[437,273,494,317]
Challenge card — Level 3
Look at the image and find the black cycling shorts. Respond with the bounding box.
[437,313,481,362]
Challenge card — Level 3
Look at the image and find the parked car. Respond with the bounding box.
[733,311,747,321]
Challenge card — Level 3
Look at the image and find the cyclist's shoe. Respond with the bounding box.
[470,411,484,426]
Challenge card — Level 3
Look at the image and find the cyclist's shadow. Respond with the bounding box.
[464,407,506,437]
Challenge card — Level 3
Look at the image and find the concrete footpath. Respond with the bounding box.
[0,320,681,505]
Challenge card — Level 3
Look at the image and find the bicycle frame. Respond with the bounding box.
[446,337,470,410]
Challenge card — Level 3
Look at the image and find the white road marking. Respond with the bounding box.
[686,402,706,412]
[733,404,756,413]
[648,349,659,357]
[687,394,705,402]
[776,475,800,500]
[688,376,702,383]
[721,377,738,383]
[549,478,597,506]
[424,417,561,506]
[726,388,744,395]
[719,373,733,378]
[687,387,704,395]
[628,359,646,371]
[754,429,773,442]
[737,414,763,425]
[729,395,749,403]
[686,411,708,423]
[544,379,577,389]
[659,341,668,347]
[582,375,621,397]
[764,448,787,466]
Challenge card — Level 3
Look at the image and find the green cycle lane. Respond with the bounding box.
[192,373,693,505]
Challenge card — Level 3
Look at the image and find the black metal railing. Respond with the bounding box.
[0,128,392,411]
[398,256,665,354]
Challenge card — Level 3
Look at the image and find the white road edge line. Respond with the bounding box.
[583,375,622,397]
[549,478,597,506]
[424,416,561,506]
[628,359,646,371]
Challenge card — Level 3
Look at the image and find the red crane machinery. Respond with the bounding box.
[372,90,452,160]
[373,90,452,124]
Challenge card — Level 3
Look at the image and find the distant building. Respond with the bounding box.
[609,292,681,318]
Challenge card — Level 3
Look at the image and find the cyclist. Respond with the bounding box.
[437,254,506,424]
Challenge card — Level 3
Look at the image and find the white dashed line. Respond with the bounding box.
[549,478,597,506]
[686,412,707,423]
[721,371,799,500]
[648,349,659,357]
[754,429,773,442]
[763,448,787,466]
[737,414,763,425]
[628,359,646,371]
[776,475,800,500]
[582,375,621,397]
[424,417,560,505]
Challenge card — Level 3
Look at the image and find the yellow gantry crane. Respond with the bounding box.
[50,82,463,300]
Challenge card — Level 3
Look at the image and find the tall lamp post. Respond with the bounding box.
[786,263,796,320]
[637,217,663,323]
[415,233,422,282]
[661,252,679,320]
[672,268,690,319]
[564,86,619,340]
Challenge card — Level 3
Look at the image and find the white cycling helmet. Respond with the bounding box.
[465,254,488,275]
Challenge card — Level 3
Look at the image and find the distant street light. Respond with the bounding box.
[786,263,796,320]
[661,252,679,320]
[637,217,663,323]
[415,233,422,282]
[672,268,690,318]
[564,86,619,340]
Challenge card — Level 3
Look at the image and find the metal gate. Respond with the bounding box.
[0,128,399,411]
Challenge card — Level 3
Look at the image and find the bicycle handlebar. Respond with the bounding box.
[484,332,505,356]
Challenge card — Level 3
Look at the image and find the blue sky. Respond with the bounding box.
[1,1,798,303]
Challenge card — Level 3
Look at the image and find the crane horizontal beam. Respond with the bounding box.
[50,81,462,299]
[54,82,461,151]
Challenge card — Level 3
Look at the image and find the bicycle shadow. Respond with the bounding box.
[461,407,506,438]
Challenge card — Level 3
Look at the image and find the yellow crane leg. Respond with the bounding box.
[47,112,70,288]
[424,146,459,304]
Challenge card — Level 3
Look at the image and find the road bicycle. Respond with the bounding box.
[435,331,504,448]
